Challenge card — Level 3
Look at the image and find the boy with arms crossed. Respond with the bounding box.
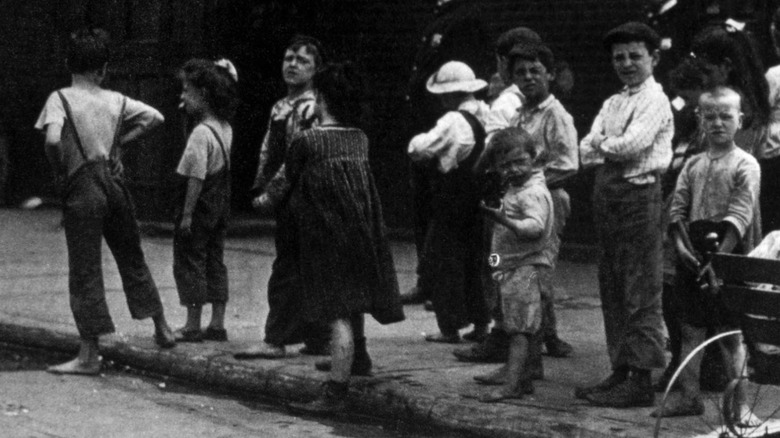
[577,22,673,407]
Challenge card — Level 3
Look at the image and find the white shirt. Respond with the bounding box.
[176,122,233,180]
[484,84,524,144]
[35,87,163,177]
[764,65,780,159]
[408,97,489,173]
[579,76,673,184]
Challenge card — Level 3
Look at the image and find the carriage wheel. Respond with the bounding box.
[654,330,780,437]
[721,377,780,437]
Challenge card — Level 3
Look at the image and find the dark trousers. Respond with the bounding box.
[63,162,163,338]
[173,219,228,305]
[420,217,489,334]
[593,165,666,370]
[264,206,328,347]
[411,162,433,298]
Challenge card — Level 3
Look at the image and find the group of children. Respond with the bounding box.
[410,18,767,423]
[408,26,579,402]
[36,29,403,414]
[37,17,773,422]
[35,28,240,370]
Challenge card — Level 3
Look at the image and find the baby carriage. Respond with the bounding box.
[654,252,780,437]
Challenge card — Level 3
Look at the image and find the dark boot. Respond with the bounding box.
[452,328,509,363]
[584,368,654,408]
[289,380,349,414]
[544,335,574,358]
[314,337,373,377]
[574,366,629,399]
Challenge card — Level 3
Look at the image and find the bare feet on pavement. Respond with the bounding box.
[479,382,533,403]
[234,343,285,359]
[47,357,101,375]
[735,406,762,428]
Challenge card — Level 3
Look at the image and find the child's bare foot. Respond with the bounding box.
[479,381,534,403]
[651,395,704,418]
[735,406,761,428]
[474,365,507,385]
[47,357,101,375]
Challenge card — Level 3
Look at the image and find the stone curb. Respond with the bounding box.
[0,321,634,438]
[0,322,632,438]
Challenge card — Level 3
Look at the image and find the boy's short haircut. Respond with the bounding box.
[507,43,555,73]
[602,21,660,52]
[699,85,742,109]
[67,28,110,74]
[486,127,545,169]
[495,27,543,57]
[286,34,326,68]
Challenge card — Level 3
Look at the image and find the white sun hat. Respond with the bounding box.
[426,61,488,94]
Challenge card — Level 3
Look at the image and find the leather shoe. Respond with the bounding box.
[462,328,488,343]
[173,328,203,343]
[202,327,228,342]
[544,337,573,358]
[584,376,654,408]
[453,329,509,363]
[574,369,627,400]
[425,333,460,344]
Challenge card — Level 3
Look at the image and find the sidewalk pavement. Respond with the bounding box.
[0,208,754,437]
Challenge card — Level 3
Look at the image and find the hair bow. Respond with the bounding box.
[215,58,238,82]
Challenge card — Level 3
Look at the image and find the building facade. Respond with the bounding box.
[2,0,775,240]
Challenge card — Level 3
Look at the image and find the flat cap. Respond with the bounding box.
[603,21,660,52]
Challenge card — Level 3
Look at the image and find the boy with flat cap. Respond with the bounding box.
[576,21,673,408]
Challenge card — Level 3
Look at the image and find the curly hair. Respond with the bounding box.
[692,25,769,128]
[494,27,542,57]
[178,58,239,121]
[312,62,366,128]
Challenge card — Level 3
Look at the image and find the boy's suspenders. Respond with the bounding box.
[57,91,126,169]
[202,124,230,173]
[458,110,486,169]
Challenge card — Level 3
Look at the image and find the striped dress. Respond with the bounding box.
[285,126,404,325]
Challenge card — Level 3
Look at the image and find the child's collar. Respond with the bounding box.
[707,143,737,159]
[624,76,656,95]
